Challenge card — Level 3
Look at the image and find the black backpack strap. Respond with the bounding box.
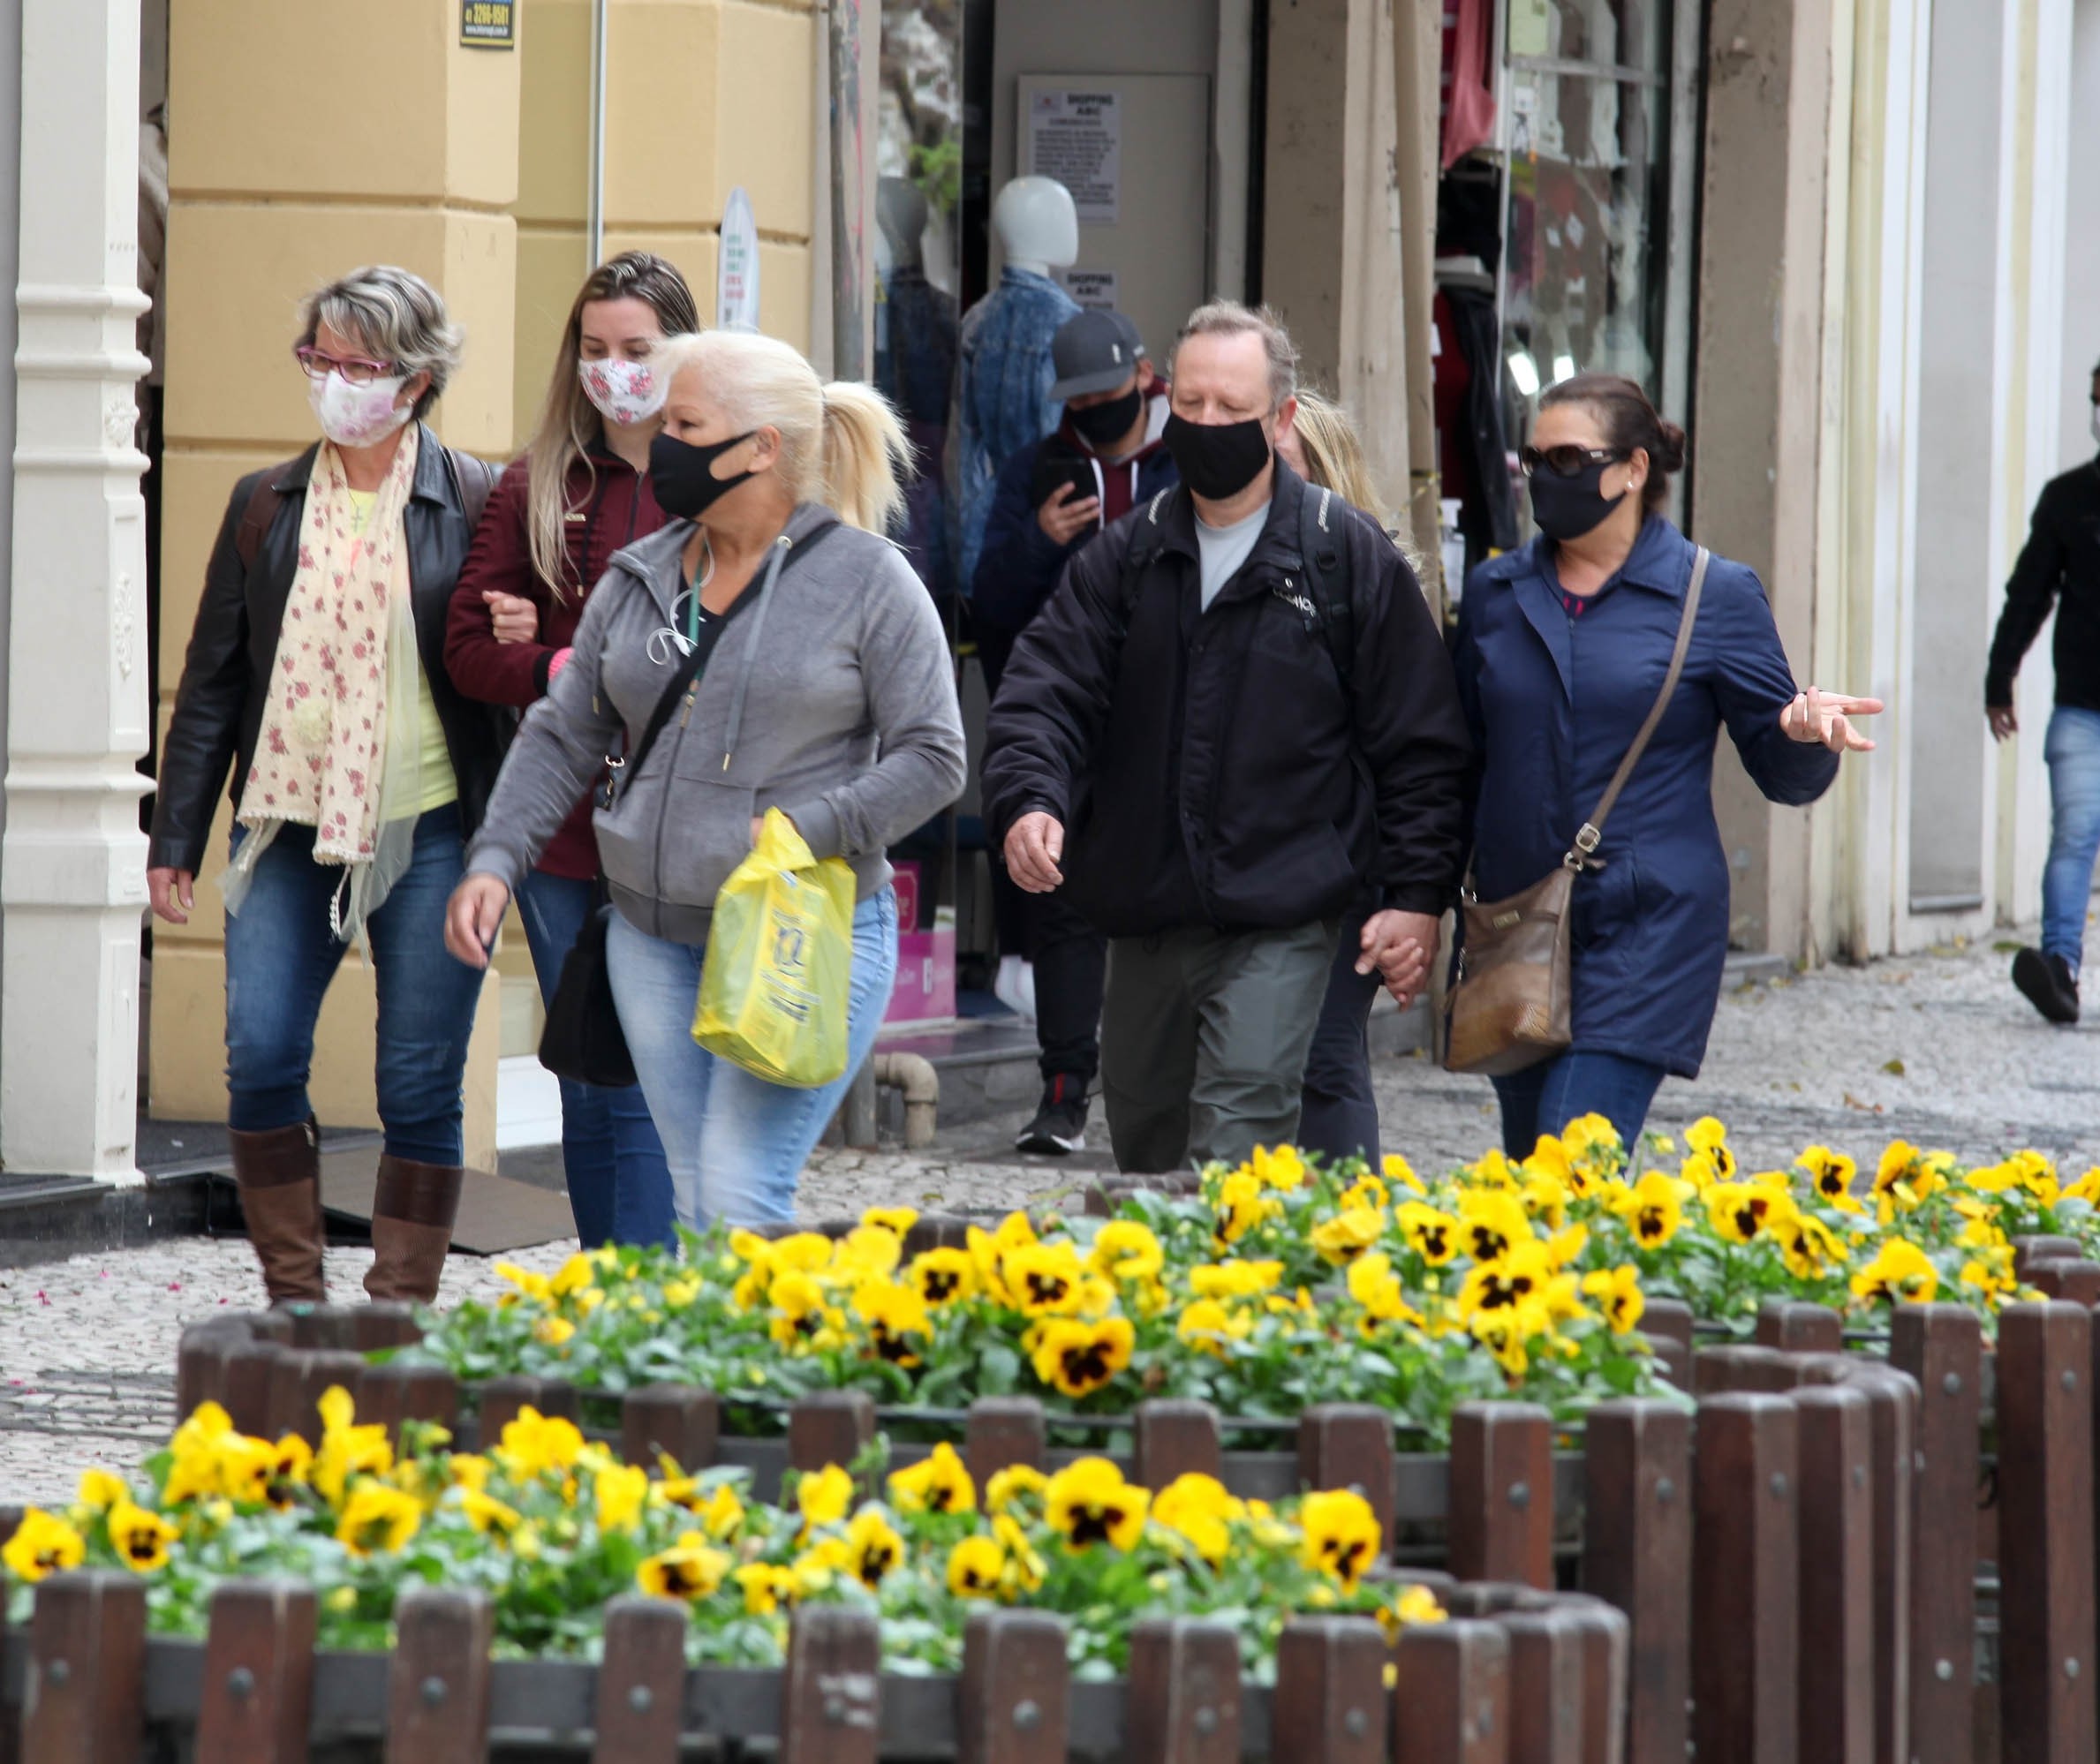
[1296,484,1356,692]
[1116,486,1176,630]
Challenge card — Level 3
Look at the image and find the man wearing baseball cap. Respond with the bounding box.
[972,307,1177,1154]
[1990,358,2100,1024]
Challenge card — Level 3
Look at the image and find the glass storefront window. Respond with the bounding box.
[1499,0,1677,519]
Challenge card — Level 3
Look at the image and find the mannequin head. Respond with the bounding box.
[877,177,928,271]
[992,177,1079,275]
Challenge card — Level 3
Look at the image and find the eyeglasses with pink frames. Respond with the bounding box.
[292,344,397,386]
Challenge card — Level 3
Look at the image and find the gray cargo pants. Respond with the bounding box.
[1099,917,1340,1173]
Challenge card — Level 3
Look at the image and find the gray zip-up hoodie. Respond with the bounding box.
[464,504,966,946]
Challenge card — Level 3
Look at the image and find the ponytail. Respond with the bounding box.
[818,381,911,533]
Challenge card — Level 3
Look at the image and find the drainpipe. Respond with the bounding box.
[872,1053,940,1149]
[586,0,608,268]
[827,0,869,377]
[1389,0,1443,618]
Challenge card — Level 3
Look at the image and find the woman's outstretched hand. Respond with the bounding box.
[1779,686,1883,753]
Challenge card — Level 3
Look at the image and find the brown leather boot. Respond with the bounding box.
[230,1119,326,1305]
[365,1155,464,1304]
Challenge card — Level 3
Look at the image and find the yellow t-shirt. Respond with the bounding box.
[346,487,458,813]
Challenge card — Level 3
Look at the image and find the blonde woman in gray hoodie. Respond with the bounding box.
[445,329,966,1230]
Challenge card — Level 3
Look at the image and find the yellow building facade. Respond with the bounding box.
[149,0,821,1157]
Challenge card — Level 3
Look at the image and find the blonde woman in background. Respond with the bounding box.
[1278,388,1417,1167]
[445,330,966,1230]
[443,250,699,1250]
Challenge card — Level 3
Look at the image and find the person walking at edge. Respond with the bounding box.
[444,251,694,1248]
[982,301,1470,1173]
[148,267,508,1306]
[1455,373,1879,1153]
[1987,358,2100,1025]
[444,329,964,1230]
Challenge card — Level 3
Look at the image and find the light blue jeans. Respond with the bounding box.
[2042,706,2100,973]
[605,889,898,1230]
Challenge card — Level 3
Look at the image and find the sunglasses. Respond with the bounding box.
[1520,443,1628,479]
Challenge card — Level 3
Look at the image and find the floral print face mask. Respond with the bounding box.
[578,357,668,428]
[306,369,412,449]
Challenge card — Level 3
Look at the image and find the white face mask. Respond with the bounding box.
[307,369,413,449]
[578,357,668,427]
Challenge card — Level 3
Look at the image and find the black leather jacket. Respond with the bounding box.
[148,426,510,875]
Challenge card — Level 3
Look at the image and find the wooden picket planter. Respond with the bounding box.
[0,1571,1621,1763]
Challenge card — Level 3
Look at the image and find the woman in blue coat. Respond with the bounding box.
[1453,373,1880,1155]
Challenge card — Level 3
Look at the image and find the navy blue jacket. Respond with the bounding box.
[971,424,1180,635]
[1453,517,1839,1077]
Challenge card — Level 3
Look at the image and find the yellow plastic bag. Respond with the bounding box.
[692,808,857,1087]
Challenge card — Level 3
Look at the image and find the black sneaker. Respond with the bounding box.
[1016,1080,1089,1154]
[2013,946,2081,1025]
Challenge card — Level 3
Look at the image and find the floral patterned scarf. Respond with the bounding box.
[242,430,418,858]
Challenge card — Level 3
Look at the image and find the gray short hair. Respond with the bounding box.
[298,266,463,419]
[1170,300,1299,410]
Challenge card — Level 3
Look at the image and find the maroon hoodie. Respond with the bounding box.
[444,445,667,879]
[1058,384,1170,524]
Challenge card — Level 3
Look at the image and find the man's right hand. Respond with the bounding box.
[1988,705,2018,743]
[147,867,194,925]
[1004,812,1067,893]
[1035,483,1101,547]
[444,873,512,969]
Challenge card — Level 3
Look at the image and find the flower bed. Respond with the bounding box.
[0,1387,1443,1680]
[402,1120,2099,1451]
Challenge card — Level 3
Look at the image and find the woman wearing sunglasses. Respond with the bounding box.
[1453,372,1880,1155]
[147,266,509,1306]
[442,252,698,1251]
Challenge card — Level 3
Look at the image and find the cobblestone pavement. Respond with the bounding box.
[3,931,2090,1508]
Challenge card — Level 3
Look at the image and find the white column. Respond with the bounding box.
[0,0,150,1180]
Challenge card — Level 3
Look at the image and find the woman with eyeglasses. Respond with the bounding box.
[1453,372,1881,1155]
[442,252,697,1250]
[148,265,508,1308]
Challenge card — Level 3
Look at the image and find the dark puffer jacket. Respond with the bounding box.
[981,459,1472,937]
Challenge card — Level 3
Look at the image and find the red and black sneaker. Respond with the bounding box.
[1016,1075,1090,1155]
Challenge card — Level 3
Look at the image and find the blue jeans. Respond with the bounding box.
[223,807,482,1165]
[606,888,899,1230]
[1491,1051,1667,1161]
[516,871,676,1249]
[2042,706,2100,971]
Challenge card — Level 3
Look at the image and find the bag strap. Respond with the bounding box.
[1295,485,1356,695]
[234,461,302,571]
[443,446,502,533]
[605,521,837,801]
[1566,545,1710,869]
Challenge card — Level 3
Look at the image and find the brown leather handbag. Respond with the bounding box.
[1443,547,1710,1077]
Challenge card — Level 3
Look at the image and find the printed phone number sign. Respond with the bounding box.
[461,1,516,48]
[1025,90,1121,224]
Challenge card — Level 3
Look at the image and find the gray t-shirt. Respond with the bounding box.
[1194,502,1269,611]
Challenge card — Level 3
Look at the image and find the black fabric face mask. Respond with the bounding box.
[1069,385,1144,451]
[1162,412,1273,501]
[649,428,761,521]
[1525,456,1628,541]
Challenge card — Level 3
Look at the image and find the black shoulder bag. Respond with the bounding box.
[537,524,833,1088]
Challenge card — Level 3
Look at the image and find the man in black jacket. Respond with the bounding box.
[1988,360,2100,1025]
[982,301,1470,1173]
